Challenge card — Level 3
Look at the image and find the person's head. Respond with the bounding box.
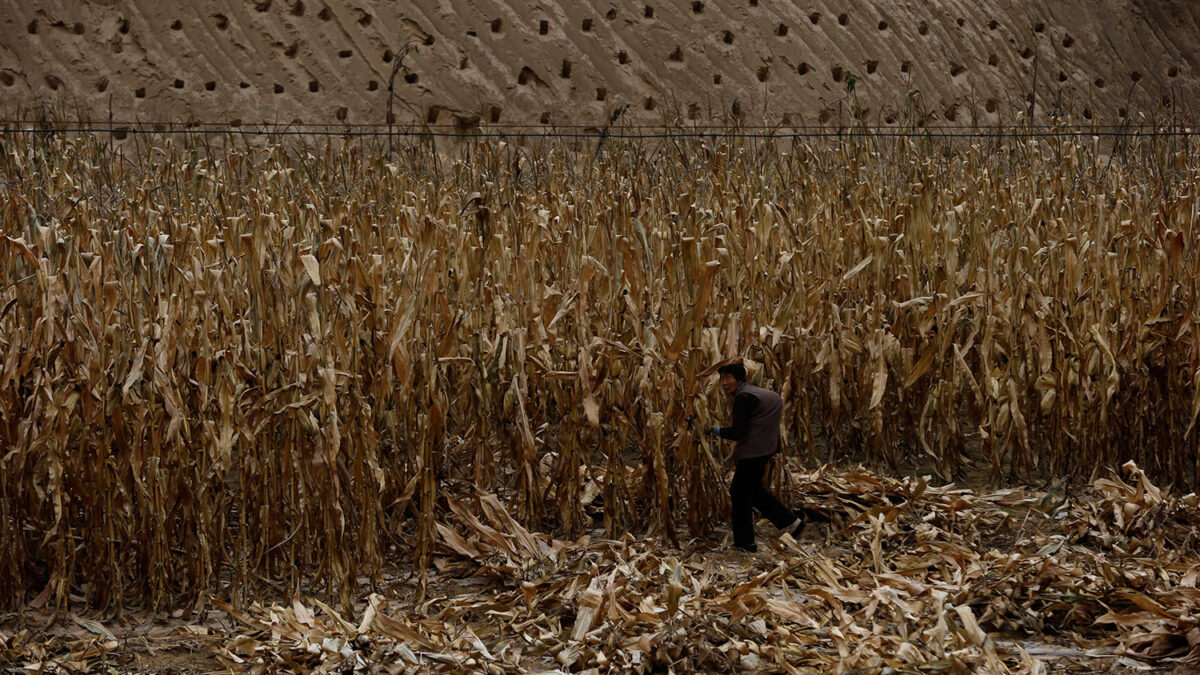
[717,362,747,396]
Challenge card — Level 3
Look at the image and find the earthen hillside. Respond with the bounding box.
[1,0,1197,129]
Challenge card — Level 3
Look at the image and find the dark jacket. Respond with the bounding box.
[718,383,783,460]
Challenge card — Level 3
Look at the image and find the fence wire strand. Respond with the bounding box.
[1,122,1194,140]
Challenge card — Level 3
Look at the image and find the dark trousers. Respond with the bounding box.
[730,454,796,548]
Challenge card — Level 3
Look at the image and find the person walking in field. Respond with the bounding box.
[709,363,803,553]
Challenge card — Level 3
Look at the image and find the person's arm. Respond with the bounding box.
[717,392,758,441]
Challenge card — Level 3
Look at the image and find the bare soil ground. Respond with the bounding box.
[2,1,1196,128]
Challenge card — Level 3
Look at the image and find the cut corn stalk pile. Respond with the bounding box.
[1,127,1198,670]
[209,465,1200,672]
[5,463,1200,672]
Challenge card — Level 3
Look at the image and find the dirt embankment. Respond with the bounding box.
[1,1,1197,127]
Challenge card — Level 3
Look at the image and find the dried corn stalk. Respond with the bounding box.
[0,127,1196,615]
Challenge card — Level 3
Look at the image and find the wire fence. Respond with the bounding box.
[1,120,1194,140]
[0,119,1191,130]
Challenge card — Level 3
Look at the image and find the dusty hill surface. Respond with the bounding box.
[1,0,1197,129]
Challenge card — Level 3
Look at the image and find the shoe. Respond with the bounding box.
[732,544,758,553]
[781,517,804,538]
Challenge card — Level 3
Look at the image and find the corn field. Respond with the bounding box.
[1,126,1198,613]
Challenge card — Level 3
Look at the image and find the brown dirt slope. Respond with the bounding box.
[0,0,1196,128]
